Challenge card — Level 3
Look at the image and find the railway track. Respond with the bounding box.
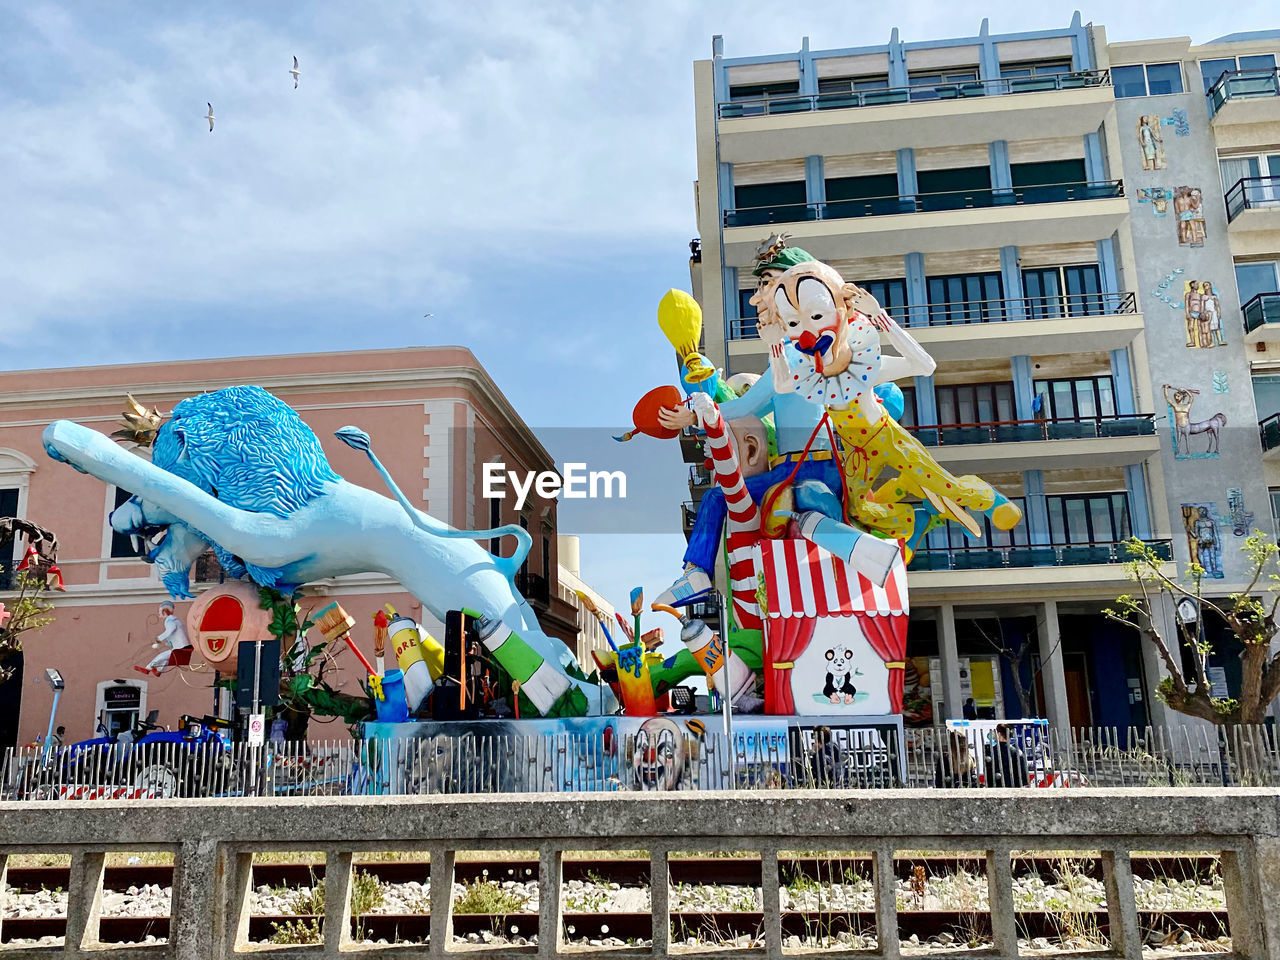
[0,910,1230,945]
[1,856,1228,945]
[1,853,1224,892]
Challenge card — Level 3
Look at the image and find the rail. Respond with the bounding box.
[907,413,1155,446]
[0,786,1276,958]
[1208,67,1280,114]
[724,180,1124,228]
[7,723,1279,802]
[913,538,1172,571]
[729,291,1136,339]
[1225,176,1280,223]
[718,70,1111,118]
[1244,292,1280,334]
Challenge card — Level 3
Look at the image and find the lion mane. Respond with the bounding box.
[151,385,341,588]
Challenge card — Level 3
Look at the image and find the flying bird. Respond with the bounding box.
[290,56,300,88]
[205,102,215,132]
[423,313,434,318]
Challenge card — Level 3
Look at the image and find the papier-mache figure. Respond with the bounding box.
[752,258,1022,554]
[655,238,906,606]
[136,600,193,676]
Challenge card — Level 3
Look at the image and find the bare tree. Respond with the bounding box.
[1105,534,1280,725]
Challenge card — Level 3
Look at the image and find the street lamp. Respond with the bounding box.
[40,668,64,765]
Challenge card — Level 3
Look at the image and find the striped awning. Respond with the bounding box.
[757,537,909,618]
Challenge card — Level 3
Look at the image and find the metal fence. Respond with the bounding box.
[5,722,1278,800]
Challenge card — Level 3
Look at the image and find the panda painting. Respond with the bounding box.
[824,647,858,704]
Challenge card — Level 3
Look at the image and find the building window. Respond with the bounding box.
[730,180,806,226]
[1047,493,1131,545]
[999,60,1073,78]
[1252,375,1280,421]
[728,80,800,101]
[817,74,889,94]
[859,278,909,318]
[1236,260,1280,304]
[824,173,900,214]
[936,382,1015,425]
[1021,264,1104,317]
[1270,489,1280,543]
[95,679,147,739]
[942,497,1028,549]
[489,492,502,555]
[927,272,1005,323]
[1032,376,1117,420]
[1201,54,1276,93]
[1011,159,1089,203]
[541,529,551,578]
[0,487,17,589]
[907,68,978,100]
[1220,154,1280,205]
[899,387,917,428]
[1112,62,1184,98]
[108,487,147,559]
[916,166,992,210]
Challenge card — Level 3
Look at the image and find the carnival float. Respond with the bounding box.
[37,238,1022,790]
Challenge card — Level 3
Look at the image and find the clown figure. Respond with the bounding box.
[753,260,1022,552]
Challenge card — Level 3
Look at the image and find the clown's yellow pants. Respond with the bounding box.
[829,409,999,540]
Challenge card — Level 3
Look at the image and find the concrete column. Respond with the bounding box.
[938,604,964,721]
[1023,470,1051,546]
[429,846,456,950]
[1139,595,1176,728]
[805,155,825,206]
[1011,355,1035,420]
[1038,599,1072,729]
[887,27,908,88]
[986,847,1017,956]
[896,148,917,207]
[1124,463,1154,540]
[1249,837,1280,960]
[537,846,564,958]
[1101,850,1142,960]
[1084,131,1107,183]
[1096,237,1121,312]
[798,37,816,96]
[650,850,671,952]
[905,251,928,327]
[874,843,901,960]
[999,245,1025,320]
[760,844,782,956]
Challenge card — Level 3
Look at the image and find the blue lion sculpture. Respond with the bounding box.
[44,385,615,715]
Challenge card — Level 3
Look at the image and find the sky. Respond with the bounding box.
[2,0,1277,616]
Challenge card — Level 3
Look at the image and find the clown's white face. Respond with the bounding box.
[773,276,839,341]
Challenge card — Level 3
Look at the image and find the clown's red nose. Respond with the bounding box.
[797,331,819,351]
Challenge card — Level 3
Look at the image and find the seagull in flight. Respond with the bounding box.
[423,313,435,318]
[205,103,215,132]
[290,56,300,89]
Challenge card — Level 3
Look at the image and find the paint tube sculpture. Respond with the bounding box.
[466,609,589,717]
[658,605,755,706]
[384,605,435,712]
[791,510,899,588]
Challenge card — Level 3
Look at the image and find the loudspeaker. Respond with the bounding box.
[235,638,281,711]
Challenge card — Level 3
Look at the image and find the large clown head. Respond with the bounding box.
[750,260,875,375]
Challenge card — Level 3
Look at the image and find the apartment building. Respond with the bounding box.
[688,16,1280,729]
[0,347,594,746]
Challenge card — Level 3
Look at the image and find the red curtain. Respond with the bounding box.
[859,613,909,712]
[764,617,816,715]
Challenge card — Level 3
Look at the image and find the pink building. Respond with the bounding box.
[0,347,579,747]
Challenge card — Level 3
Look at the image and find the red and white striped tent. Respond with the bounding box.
[756,538,910,716]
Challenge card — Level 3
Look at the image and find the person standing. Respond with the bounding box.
[985,723,1030,787]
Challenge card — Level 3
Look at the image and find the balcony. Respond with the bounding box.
[908,539,1176,601]
[681,500,697,537]
[1208,69,1280,141]
[907,414,1159,472]
[514,570,550,606]
[1261,414,1280,462]
[722,182,1128,261]
[1243,293,1280,345]
[716,71,1114,162]
[1224,178,1280,257]
[728,292,1143,363]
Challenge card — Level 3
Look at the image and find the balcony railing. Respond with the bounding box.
[1244,292,1280,334]
[689,465,713,487]
[1207,67,1280,114]
[914,538,1172,571]
[1225,176,1280,222]
[724,180,1124,228]
[718,70,1111,118]
[515,570,550,605]
[729,291,1136,340]
[1261,414,1280,453]
[908,413,1155,447]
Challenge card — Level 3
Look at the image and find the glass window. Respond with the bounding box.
[927,272,1004,323]
[1239,54,1277,72]
[1236,261,1280,304]
[1144,62,1183,95]
[1220,156,1261,195]
[1253,376,1280,420]
[734,181,805,210]
[1074,380,1099,419]
[1112,64,1148,98]
[1034,376,1115,420]
[1270,489,1280,543]
[825,174,898,201]
[900,387,917,428]
[109,487,147,559]
[728,81,800,101]
[1200,58,1238,93]
[1047,493,1129,544]
[0,487,16,589]
[935,382,1014,425]
[1097,378,1116,417]
[817,75,889,94]
[738,289,758,319]
[860,278,908,319]
[917,166,993,210]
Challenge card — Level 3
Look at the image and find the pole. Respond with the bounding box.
[40,689,61,766]
[718,593,735,790]
[250,640,263,794]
